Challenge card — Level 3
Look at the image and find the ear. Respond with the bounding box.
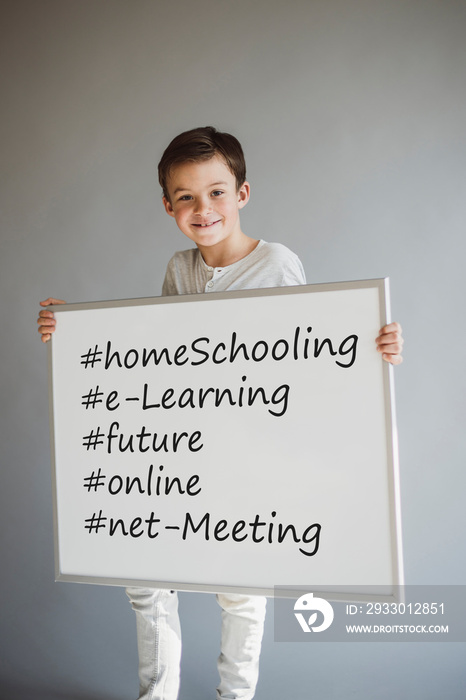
[162,196,176,218]
[237,181,250,209]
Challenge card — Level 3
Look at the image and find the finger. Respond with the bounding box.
[37,318,56,333]
[375,333,404,353]
[38,310,56,321]
[382,353,403,365]
[40,298,66,307]
[377,330,403,344]
[379,322,402,335]
[37,310,56,323]
[378,342,403,356]
[376,325,404,343]
[40,333,52,343]
[38,322,56,335]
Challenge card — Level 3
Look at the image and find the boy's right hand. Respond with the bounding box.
[37,298,66,342]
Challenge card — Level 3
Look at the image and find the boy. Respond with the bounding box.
[38,126,403,700]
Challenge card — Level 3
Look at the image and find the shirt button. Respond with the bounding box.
[207,266,213,271]
[207,281,214,288]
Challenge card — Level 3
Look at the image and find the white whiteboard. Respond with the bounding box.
[48,279,403,601]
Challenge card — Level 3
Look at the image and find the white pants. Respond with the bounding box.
[126,588,267,700]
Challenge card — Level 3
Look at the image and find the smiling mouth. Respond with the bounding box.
[192,220,221,228]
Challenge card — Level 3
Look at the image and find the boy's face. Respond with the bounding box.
[162,156,249,252]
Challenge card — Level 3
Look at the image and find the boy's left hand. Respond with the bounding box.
[376,322,404,365]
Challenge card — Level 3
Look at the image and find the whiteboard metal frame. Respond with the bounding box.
[48,278,404,601]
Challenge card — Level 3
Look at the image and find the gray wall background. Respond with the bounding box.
[1,0,465,698]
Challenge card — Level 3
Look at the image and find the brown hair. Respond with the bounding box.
[158,126,247,201]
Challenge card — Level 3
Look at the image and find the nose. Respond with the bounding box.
[193,196,212,216]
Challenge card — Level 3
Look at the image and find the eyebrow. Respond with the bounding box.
[173,181,228,194]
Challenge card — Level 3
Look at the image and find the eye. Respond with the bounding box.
[211,190,224,197]
[178,194,192,201]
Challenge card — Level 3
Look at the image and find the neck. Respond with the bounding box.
[198,233,259,268]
